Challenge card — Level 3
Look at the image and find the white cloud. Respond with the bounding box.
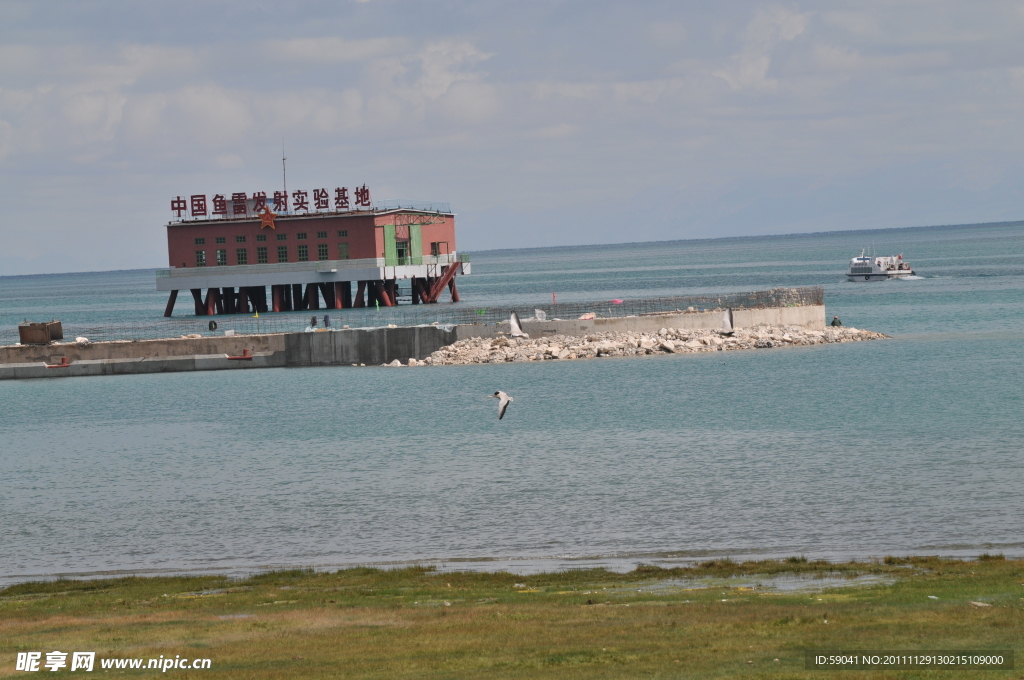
[267,37,405,64]
[714,6,811,91]
[2,1,1024,270]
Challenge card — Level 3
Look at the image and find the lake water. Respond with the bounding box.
[1,222,1023,584]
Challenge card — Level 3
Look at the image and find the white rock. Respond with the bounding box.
[388,359,403,367]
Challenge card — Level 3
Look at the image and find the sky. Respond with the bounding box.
[1,0,1023,275]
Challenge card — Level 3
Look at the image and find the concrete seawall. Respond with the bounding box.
[454,304,824,341]
[0,304,823,380]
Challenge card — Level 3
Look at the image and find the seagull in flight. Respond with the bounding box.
[490,391,513,420]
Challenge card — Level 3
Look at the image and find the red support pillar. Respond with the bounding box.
[205,288,217,315]
[307,284,320,310]
[385,279,397,306]
[354,281,366,308]
[374,281,394,307]
[333,282,344,309]
[449,277,461,302]
[163,290,179,317]
[272,285,283,312]
[238,287,250,314]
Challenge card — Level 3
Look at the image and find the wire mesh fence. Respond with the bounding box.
[1,287,822,345]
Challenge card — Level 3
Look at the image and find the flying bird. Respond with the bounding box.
[510,311,529,338]
[490,391,513,420]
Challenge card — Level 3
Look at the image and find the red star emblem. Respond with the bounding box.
[258,206,277,229]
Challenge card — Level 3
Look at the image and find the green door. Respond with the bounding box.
[383,224,397,265]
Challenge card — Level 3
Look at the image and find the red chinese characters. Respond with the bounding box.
[174,183,369,219]
[212,194,228,216]
[313,188,329,211]
[334,187,349,210]
[232,192,248,216]
[273,191,288,211]
[355,184,371,208]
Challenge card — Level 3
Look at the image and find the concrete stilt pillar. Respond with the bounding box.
[292,284,306,311]
[272,285,283,312]
[237,287,250,314]
[341,281,352,308]
[191,289,205,315]
[164,290,179,317]
[307,284,320,310]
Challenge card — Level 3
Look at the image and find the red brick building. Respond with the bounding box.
[157,200,469,316]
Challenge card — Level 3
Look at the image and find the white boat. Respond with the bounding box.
[847,250,915,281]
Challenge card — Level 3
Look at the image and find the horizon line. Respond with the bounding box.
[1,218,1021,279]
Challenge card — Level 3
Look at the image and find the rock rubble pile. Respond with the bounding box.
[409,325,886,366]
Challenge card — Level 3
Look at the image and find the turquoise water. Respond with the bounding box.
[1,222,1023,582]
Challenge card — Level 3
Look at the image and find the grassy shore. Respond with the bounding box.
[2,556,1021,678]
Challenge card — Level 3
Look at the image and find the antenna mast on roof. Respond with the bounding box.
[282,141,287,212]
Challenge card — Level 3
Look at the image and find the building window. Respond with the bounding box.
[431,242,439,256]
[194,237,205,245]
[316,231,327,239]
[195,250,206,266]
[317,243,328,260]
[277,246,288,262]
[215,236,226,244]
[236,248,248,265]
[235,235,246,243]
[337,230,347,237]
[257,246,268,264]
[216,249,227,266]
[338,243,349,260]
[297,232,307,240]
[277,233,287,241]
[297,244,309,261]
[256,234,267,242]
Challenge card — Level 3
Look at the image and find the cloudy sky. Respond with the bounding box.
[1,1,1023,274]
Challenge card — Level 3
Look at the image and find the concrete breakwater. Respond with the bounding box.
[0,303,837,380]
[0,325,456,380]
[422,325,887,366]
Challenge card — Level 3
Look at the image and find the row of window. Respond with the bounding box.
[195,243,349,266]
[193,230,347,246]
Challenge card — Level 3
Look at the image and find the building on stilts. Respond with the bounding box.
[157,193,468,317]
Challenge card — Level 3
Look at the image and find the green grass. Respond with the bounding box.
[1,557,1021,678]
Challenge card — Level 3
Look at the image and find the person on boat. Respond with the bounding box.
[831,316,843,327]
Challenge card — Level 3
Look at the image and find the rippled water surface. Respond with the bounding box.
[2,222,1023,583]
